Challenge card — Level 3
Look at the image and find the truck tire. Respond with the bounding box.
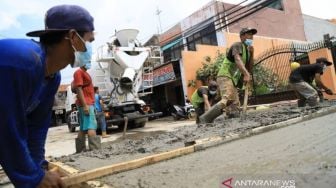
[134,121,146,128]
[130,117,148,128]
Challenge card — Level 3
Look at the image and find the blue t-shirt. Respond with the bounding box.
[0,39,61,187]
[94,93,103,112]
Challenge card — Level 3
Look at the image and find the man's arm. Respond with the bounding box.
[99,96,105,111]
[77,87,89,114]
[202,94,211,111]
[246,46,254,73]
[0,69,45,187]
[315,73,334,94]
[234,53,251,82]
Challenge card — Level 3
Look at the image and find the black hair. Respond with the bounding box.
[94,86,99,92]
[39,31,69,47]
[39,30,86,47]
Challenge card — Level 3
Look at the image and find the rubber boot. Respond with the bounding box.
[226,103,241,119]
[88,135,101,150]
[102,131,110,138]
[307,95,319,107]
[199,103,223,124]
[75,136,86,153]
[297,98,306,107]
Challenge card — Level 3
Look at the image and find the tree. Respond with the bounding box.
[195,51,226,85]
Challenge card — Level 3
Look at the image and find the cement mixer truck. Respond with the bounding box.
[66,29,162,132]
[96,29,163,129]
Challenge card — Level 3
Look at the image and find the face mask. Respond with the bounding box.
[244,39,253,46]
[70,33,93,68]
[209,90,217,95]
[84,63,91,70]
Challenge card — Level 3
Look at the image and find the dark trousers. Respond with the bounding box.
[195,103,205,124]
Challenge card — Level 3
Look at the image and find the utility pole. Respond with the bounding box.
[155,6,162,34]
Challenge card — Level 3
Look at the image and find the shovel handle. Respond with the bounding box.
[242,83,249,113]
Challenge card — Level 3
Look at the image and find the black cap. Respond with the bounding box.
[208,81,218,91]
[316,57,333,66]
[240,27,257,36]
[26,5,94,37]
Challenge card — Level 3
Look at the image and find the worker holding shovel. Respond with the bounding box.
[289,58,335,107]
[199,27,256,123]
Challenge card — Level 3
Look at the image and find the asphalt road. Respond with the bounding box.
[101,112,336,188]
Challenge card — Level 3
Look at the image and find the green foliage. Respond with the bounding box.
[187,80,196,88]
[191,50,289,95]
[195,51,226,84]
[252,64,287,95]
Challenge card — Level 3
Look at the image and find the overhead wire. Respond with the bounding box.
[160,0,280,50]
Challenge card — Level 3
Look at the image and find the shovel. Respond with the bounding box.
[241,82,250,119]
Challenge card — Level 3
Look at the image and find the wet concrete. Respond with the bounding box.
[54,102,334,173]
[101,111,336,188]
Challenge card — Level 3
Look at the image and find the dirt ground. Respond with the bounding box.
[54,101,335,171]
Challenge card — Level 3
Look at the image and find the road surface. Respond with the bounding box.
[101,112,336,188]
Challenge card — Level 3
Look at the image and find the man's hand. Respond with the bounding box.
[243,72,251,82]
[37,167,65,188]
[325,88,334,95]
[84,105,90,115]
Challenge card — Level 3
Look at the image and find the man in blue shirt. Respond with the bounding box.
[0,5,95,187]
[94,86,109,138]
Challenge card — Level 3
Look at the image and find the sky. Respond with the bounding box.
[0,0,335,84]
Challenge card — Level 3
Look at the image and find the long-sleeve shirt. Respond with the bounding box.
[0,39,60,187]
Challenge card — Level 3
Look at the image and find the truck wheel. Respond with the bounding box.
[135,121,146,128]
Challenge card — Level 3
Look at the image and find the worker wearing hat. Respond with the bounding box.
[0,4,95,187]
[199,27,257,123]
[191,81,219,124]
[289,58,335,107]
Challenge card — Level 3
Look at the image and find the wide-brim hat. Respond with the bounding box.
[316,57,333,66]
[27,5,94,37]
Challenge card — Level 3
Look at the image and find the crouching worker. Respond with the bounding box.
[73,63,101,153]
[289,58,335,107]
[191,81,218,124]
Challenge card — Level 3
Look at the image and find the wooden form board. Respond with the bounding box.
[62,146,195,186]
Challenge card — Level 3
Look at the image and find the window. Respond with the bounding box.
[163,40,183,63]
[186,23,218,51]
[267,0,284,11]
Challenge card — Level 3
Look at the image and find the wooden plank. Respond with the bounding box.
[49,161,79,177]
[62,146,195,186]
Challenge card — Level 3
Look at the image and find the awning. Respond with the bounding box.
[161,38,183,51]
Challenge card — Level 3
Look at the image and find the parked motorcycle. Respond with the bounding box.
[170,103,196,120]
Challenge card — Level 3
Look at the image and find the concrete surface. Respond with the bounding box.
[45,117,195,157]
[102,112,336,188]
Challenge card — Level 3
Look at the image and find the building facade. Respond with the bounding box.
[144,0,336,113]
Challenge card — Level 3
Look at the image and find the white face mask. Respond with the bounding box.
[69,33,93,68]
[209,90,217,95]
